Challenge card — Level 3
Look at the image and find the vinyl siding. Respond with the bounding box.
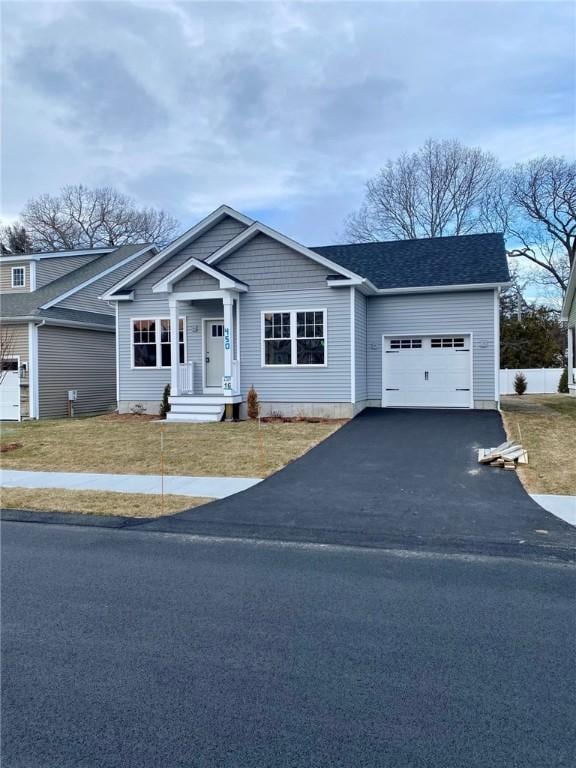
[0,262,30,292]
[132,218,247,299]
[354,289,368,402]
[38,325,116,418]
[569,293,576,326]
[56,249,155,315]
[239,289,351,403]
[36,254,101,288]
[173,271,220,292]
[218,233,332,291]
[366,291,496,402]
[117,298,225,401]
[0,323,30,416]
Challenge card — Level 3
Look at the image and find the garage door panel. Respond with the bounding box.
[383,336,471,408]
[0,371,21,421]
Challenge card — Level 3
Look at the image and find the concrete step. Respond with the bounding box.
[166,408,224,423]
[170,403,225,415]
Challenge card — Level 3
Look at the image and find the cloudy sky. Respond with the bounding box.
[2,0,575,244]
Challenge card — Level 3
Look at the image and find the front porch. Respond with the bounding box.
[166,289,244,422]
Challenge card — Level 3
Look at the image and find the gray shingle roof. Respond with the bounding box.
[312,232,509,289]
[0,244,150,323]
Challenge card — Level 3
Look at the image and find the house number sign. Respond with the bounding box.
[224,327,231,350]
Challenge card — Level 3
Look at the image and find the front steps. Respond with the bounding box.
[166,394,241,423]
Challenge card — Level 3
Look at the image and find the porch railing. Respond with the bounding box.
[178,362,194,394]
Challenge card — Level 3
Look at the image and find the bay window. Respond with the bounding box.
[263,310,326,366]
[132,318,185,368]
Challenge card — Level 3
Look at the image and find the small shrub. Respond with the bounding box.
[513,372,527,396]
[558,367,569,394]
[159,384,171,419]
[247,385,259,419]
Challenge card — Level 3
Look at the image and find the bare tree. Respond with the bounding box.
[18,185,180,251]
[0,327,17,385]
[0,225,34,255]
[503,157,575,294]
[345,139,500,242]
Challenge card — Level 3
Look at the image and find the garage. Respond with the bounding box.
[382,335,472,408]
[0,367,21,421]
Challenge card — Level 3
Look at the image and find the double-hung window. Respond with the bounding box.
[132,318,185,368]
[11,266,25,288]
[263,310,326,366]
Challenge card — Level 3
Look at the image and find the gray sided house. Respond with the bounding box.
[103,205,510,422]
[561,260,576,395]
[0,244,156,420]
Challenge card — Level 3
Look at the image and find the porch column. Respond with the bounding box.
[169,298,180,397]
[222,293,234,397]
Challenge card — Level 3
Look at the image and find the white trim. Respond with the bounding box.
[11,265,26,288]
[260,308,328,368]
[115,303,120,405]
[129,316,187,370]
[370,282,510,296]
[41,245,156,309]
[350,287,356,404]
[29,261,37,291]
[561,262,576,321]
[202,317,225,393]
[381,331,474,409]
[0,248,114,262]
[204,222,363,281]
[27,321,40,418]
[152,256,248,293]
[494,288,500,408]
[101,205,253,300]
[235,297,241,393]
[168,290,230,305]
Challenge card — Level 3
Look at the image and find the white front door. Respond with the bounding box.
[204,319,224,389]
[0,370,21,421]
[383,335,472,408]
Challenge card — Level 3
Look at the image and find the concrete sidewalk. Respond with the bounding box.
[530,494,576,527]
[0,469,262,499]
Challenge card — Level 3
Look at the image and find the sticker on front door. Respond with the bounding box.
[204,320,224,388]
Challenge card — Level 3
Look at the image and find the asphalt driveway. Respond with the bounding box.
[139,409,575,559]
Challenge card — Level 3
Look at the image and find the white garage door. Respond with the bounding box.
[383,335,472,408]
[0,370,21,421]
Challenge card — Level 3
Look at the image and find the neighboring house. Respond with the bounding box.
[0,244,156,420]
[102,205,510,422]
[561,260,576,395]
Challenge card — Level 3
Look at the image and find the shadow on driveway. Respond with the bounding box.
[139,409,576,559]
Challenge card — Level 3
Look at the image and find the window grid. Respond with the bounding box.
[390,338,422,350]
[431,337,465,348]
[132,318,185,368]
[263,310,326,367]
[11,267,25,288]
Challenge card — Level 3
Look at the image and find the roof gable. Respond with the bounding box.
[102,205,252,299]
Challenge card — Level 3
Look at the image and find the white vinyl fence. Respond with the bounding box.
[500,368,563,395]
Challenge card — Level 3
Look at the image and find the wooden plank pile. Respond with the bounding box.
[478,440,528,471]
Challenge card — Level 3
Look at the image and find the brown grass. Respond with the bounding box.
[0,487,210,518]
[501,395,576,495]
[0,415,344,478]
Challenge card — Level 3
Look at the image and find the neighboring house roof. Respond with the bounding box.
[312,233,509,290]
[561,260,576,322]
[0,243,153,327]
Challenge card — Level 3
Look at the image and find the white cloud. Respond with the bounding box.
[1,0,574,241]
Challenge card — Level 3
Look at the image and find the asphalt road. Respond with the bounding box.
[2,521,575,768]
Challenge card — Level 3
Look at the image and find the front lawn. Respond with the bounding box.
[501,395,576,495]
[0,414,344,479]
[0,488,210,518]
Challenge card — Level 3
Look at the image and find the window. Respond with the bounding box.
[11,267,25,288]
[431,337,465,349]
[132,318,185,368]
[390,338,422,350]
[263,310,326,366]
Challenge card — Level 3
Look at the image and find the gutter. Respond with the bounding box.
[2,316,115,332]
